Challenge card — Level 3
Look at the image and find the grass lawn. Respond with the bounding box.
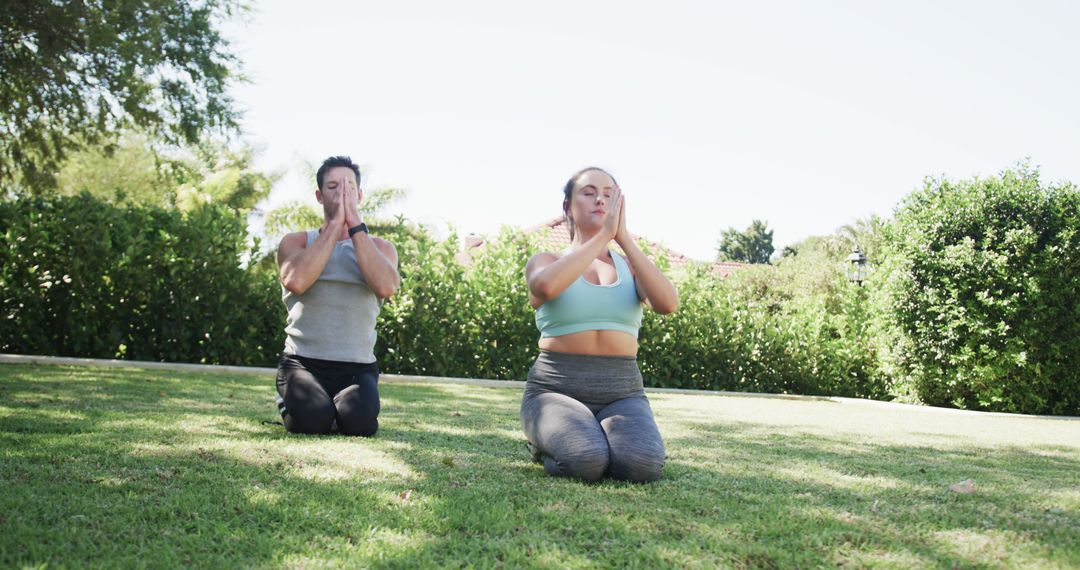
[1,362,1078,568]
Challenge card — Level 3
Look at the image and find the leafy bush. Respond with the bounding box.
[378,228,888,399]
[639,251,890,399]
[376,227,541,379]
[0,195,281,365]
[10,172,1077,416]
[0,197,895,399]
[880,166,1080,415]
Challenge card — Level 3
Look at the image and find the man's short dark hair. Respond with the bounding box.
[316,156,362,190]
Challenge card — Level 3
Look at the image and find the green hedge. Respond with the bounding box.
[880,166,1080,415]
[0,195,281,365]
[376,227,540,379]
[379,227,889,399]
[5,178,1077,416]
[0,197,881,398]
[638,258,889,398]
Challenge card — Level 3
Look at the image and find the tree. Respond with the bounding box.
[53,130,277,214]
[55,131,173,208]
[716,219,774,264]
[172,139,279,214]
[0,0,242,191]
[264,188,408,243]
[263,201,324,243]
[255,185,409,273]
[262,157,407,245]
[779,216,886,262]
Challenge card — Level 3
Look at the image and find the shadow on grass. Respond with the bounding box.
[1,363,1078,567]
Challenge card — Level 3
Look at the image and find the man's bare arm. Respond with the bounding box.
[277,228,339,295]
[351,232,399,299]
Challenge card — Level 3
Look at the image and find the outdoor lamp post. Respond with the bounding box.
[846,246,868,286]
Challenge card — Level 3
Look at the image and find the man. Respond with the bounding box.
[274,155,400,436]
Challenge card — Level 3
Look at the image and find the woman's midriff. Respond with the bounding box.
[538,329,638,357]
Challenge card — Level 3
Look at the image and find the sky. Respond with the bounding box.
[224,0,1080,260]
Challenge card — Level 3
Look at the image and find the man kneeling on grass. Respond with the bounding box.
[274,156,400,436]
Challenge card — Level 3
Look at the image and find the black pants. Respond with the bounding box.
[275,354,380,436]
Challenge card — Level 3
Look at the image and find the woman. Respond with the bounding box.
[522,167,679,482]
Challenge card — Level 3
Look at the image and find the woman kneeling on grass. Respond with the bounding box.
[522,167,679,482]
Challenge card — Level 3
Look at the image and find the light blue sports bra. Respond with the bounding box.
[535,251,643,338]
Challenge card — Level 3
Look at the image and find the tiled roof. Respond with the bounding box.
[463,216,746,277]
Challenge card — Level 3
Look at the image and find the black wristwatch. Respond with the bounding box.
[348,222,369,238]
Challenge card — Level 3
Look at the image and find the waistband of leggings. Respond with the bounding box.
[279,353,379,374]
[526,350,643,401]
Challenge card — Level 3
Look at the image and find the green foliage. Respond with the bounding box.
[639,251,889,399]
[54,131,277,214]
[360,187,407,217]
[257,187,411,273]
[173,141,279,214]
[263,201,323,244]
[880,166,1080,415]
[0,196,893,399]
[0,195,280,365]
[781,216,887,264]
[0,0,242,190]
[263,187,408,246]
[377,227,886,398]
[377,227,542,379]
[54,132,173,208]
[717,219,775,264]
[8,167,1079,415]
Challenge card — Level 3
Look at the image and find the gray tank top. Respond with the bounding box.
[282,230,381,363]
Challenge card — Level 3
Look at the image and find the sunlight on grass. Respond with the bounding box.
[526,546,594,569]
[836,547,932,568]
[131,436,419,482]
[101,416,180,433]
[425,384,519,403]
[242,440,417,482]
[774,463,909,492]
[1055,487,1080,510]
[932,528,1018,565]
[0,406,87,424]
[278,526,438,569]
[403,420,522,443]
[244,484,283,507]
[1,363,1078,568]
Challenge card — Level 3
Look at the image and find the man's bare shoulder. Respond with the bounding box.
[277,231,310,264]
[370,236,397,261]
[279,231,310,249]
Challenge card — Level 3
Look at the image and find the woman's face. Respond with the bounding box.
[567,169,617,233]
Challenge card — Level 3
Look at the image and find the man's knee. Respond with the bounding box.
[283,400,335,434]
[337,412,378,437]
[335,385,379,437]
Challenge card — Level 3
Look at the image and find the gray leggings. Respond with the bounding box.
[520,351,665,483]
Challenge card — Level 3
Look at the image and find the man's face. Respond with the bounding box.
[316,166,361,215]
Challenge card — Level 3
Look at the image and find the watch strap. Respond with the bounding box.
[348,222,368,237]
